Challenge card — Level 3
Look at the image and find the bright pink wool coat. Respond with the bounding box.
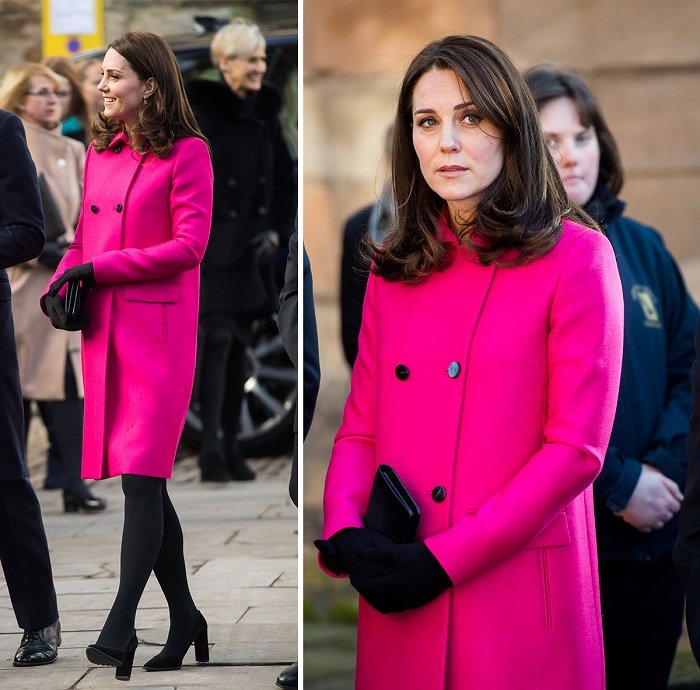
[47,133,213,479]
[321,217,624,690]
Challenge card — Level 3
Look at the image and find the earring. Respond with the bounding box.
[143,96,148,104]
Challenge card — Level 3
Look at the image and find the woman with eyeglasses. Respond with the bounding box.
[0,62,106,515]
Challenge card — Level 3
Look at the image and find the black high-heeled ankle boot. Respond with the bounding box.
[143,610,209,671]
[86,633,138,681]
[64,491,107,513]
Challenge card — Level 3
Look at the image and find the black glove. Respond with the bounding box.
[48,262,95,296]
[314,527,396,577]
[350,542,453,614]
[250,231,279,265]
[42,293,90,331]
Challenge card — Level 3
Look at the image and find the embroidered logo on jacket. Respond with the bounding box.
[631,285,662,328]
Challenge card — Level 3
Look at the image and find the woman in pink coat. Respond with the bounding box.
[42,32,213,680]
[316,36,624,690]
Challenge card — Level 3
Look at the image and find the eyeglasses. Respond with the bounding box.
[24,89,61,98]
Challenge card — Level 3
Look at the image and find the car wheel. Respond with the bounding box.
[181,314,297,458]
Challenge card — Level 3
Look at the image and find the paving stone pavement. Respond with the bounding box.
[0,418,298,690]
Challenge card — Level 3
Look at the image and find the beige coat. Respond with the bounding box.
[8,119,85,400]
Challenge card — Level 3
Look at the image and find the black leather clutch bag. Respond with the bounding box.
[364,464,420,543]
[65,279,83,323]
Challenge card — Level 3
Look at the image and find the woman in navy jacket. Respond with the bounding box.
[526,65,698,690]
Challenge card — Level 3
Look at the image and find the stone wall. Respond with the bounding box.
[304,0,700,296]
[0,0,296,74]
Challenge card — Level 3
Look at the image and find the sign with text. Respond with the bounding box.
[42,0,105,57]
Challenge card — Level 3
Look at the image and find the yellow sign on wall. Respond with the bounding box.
[42,0,105,57]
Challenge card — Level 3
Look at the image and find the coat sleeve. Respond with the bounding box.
[0,113,45,269]
[425,230,625,586]
[91,138,213,282]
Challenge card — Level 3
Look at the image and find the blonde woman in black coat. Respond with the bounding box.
[187,19,297,482]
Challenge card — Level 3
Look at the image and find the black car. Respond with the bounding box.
[73,20,298,457]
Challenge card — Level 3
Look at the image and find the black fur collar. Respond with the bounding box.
[186,79,282,121]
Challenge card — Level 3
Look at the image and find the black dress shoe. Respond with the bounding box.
[64,491,107,513]
[276,661,298,688]
[13,620,61,666]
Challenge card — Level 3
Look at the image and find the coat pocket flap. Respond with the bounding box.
[124,283,178,303]
[526,511,570,549]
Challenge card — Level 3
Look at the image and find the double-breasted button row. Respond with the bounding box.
[90,204,124,214]
[227,178,237,188]
[394,362,462,380]
[228,209,239,220]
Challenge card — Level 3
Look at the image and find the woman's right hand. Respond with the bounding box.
[42,293,90,331]
[315,527,395,577]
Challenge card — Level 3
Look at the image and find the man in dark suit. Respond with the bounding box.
[0,109,60,666]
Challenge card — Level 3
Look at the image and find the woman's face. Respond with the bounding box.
[538,96,600,206]
[19,75,61,129]
[98,48,153,127]
[411,68,504,226]
[218,44,267,98]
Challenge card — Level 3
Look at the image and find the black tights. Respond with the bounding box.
[97,475,197,650]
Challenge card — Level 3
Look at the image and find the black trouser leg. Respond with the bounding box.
[220,331,248,454]
[198,314,236,455]
[152,482,198,651]
[0,479,58,630]
[600,552,684,690]
[98,474,164,649]
[46,398,85,496]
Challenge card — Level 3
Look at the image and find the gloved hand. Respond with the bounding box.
[314,527,396,577]
[350,542,453,614]
[42,293,90,331]
[250,231,279,265]
[48,262,95,296]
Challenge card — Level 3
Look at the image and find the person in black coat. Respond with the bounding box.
[187,19,297,482]
[0,108,60,666]
[527,65,698,690]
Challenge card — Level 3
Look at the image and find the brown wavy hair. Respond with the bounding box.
[374,35,594,284]
[91,32,206,158]
[524,64,624,196]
